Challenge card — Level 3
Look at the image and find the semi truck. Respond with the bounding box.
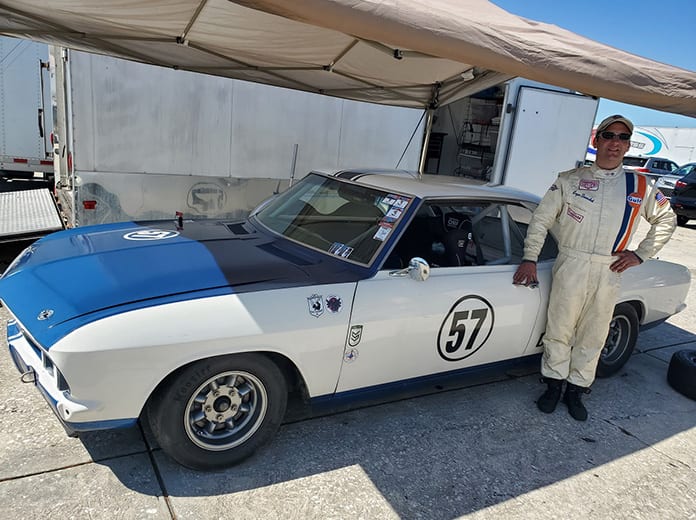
[587,126,696,166]
[0,36,53,183]
[0,36,62,243]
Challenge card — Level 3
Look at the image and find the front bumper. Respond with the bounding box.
[6,319,137,434]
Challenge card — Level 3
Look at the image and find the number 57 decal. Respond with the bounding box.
[437,295,494,361]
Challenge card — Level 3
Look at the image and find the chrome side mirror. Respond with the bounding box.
[389,256,430,281]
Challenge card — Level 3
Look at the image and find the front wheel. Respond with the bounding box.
[596,303,639,378]
[147,353,287,470]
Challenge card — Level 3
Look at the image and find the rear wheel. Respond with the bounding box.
[676,215,689,227]
[147,353,287,470]
[596,303,639,378]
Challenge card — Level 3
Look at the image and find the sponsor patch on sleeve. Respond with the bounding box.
[548,184,559,192]
[656,191,668,207]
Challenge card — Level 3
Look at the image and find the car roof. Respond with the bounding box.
[624,155,675,162]
[313,169,542,204]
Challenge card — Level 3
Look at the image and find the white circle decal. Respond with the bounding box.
[123,229,180,241]
[437,295,494,361]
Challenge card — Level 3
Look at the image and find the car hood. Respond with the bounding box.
[0,220,369,347]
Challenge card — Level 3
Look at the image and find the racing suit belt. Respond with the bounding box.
[557,246,616,265]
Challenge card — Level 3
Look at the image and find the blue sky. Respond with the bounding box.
[490,0,696,128]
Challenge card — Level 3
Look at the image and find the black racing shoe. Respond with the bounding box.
[536,377,564,414]
[563,383,591,421]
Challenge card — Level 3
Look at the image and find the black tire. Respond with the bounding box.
[667,350,696,400]
[676,215,689,227]
[596,303,639,378]
[147,353,287,470]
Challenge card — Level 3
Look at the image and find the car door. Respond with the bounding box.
[335,199,554,393]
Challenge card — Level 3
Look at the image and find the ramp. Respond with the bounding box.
[0,188,63,242]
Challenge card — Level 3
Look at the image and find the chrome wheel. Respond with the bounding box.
[596,303,639,378]
[602,315,631,364]
[184,370,268,451]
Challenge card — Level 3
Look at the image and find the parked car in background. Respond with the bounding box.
[670,166,696,226]
[623,156,679,178]
[1,170,691,470]
[656,162,696,198]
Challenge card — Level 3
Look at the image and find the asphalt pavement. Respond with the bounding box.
[1,222,695,520]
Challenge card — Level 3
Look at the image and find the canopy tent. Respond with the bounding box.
[0,0,695,118]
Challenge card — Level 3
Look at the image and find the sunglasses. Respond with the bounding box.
[599,131,631,141]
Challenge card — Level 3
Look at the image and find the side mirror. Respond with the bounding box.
[389,256,430,281]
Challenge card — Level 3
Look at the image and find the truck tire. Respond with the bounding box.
[676,215,689,227]
[147,353,287,470]
[596,303,639,378]
[667,350,696,400]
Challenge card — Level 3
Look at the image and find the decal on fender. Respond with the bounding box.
[307,294,324,317]
[344,348,359,363]
[326,295,343,313]
[348,325,363,346]
[437,295,495,361]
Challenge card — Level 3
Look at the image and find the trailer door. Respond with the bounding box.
[498,86,598,197]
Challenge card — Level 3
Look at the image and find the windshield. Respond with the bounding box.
[254,173,414,265]
[623,157,648,167]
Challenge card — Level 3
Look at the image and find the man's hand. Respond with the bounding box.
[513,261,538,286]
[610,250,642,273]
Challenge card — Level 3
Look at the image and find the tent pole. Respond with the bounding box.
[418,108,435,178]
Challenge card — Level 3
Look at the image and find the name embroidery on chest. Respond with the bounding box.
[572,190,595,203]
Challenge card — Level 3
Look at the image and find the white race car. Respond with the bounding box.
[1,170,690,470]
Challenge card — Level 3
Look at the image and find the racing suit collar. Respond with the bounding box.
[590,162,624,179]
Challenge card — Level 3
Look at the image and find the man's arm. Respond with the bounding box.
[610,184,676,272]
[513,178,564,285]
[633,186,677,261]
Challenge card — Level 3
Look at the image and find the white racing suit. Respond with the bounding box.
[523,164,676,387]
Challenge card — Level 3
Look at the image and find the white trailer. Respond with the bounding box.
[428,78,599,196]
[48,45,600,229]
[0,36,53,180]
[50,47,424,228]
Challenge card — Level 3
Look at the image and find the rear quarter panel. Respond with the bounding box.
[618,259,691,324]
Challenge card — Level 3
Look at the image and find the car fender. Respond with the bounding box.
[49,283,356,422]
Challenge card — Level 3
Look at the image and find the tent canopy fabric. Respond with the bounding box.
[1,0,695,116]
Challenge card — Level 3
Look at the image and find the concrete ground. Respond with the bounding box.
[1,221,695,520]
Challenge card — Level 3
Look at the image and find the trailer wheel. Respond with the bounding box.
[667,350,696,400]
[147,353,287,470]
[596,303,638,378]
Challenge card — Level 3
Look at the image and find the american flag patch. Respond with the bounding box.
[656,191,668,206]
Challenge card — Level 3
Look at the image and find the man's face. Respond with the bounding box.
[593,122,632,169]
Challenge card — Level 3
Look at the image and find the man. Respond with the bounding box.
[513,115,676,421]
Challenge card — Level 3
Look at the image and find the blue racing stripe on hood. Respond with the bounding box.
[0,219,372,348]
[0,222,233,347]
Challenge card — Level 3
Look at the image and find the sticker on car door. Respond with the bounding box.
[437,295,494,361]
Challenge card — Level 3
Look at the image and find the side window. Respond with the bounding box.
[507,204,558,262]
[384,200,557,270]
[668,162,678,172]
